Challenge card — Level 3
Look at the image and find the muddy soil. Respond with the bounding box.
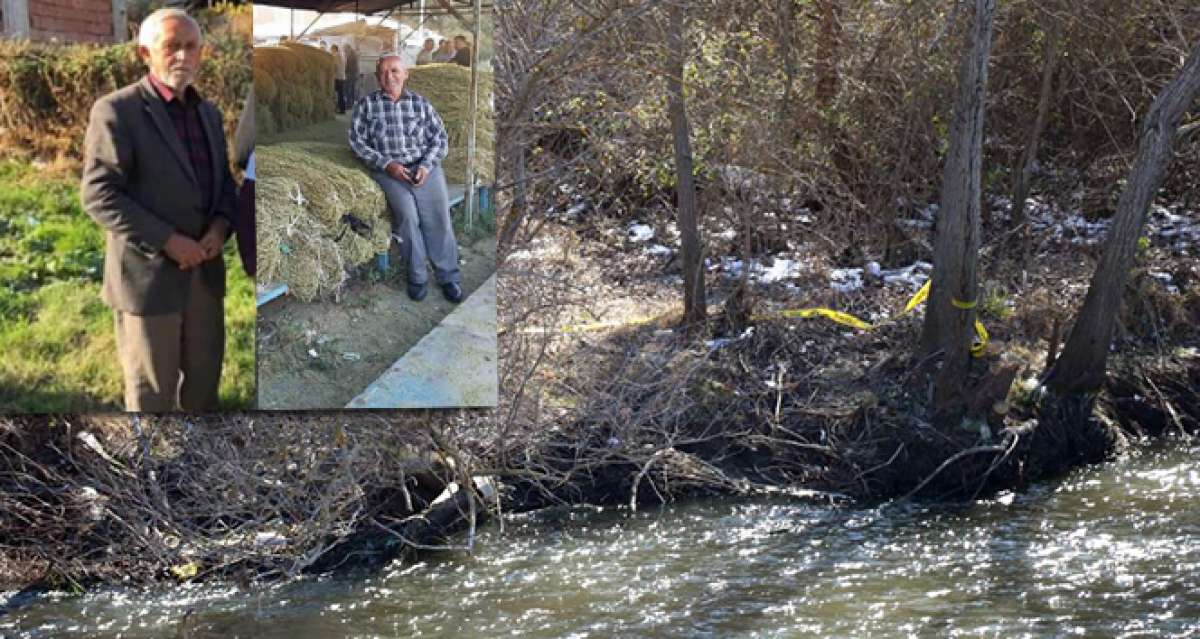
[257,237,496,409]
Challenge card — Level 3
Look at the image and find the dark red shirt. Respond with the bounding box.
[147,73,213,216]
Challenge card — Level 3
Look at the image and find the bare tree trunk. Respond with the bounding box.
[814,0,842,108]
[775,0,797,128]
[919,0,996,415]
[498,144,527,251]
[1044,42,1200,394]
[1010,22,1059,227]
[666,3,706,327]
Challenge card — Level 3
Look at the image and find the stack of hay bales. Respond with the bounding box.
[405,63,495,184]
[256,143,390,301]
[253,43,336,137]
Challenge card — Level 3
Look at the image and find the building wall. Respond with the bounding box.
[29,0,115,42]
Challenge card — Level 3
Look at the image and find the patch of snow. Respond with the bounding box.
[566,200,588,217]
[1060,213,1109,244]
[255,532,288,547]
[865,261,882,280]
[1148,270,1179,294]
[898,218,933,231]
[628,223,654,242]
[646,244,673,256]
[1149,205,1200,252]
[829,267,863,293]
[717,256,807,284]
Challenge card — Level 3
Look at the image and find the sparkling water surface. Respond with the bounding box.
[4,440,1199,638]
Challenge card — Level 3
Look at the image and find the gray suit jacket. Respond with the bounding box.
[81,76,237,315]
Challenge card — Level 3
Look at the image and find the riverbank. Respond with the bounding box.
[4,438,1199,636]
[492,192,1200,510]
[4,186,1196,595]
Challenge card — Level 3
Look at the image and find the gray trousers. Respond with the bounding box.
[371,165,460,285]
[113,268,223,412]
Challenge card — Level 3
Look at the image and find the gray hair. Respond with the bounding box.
[137,8,201,48]
[375,52,406,74]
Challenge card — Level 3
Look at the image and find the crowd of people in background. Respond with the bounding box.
[321,40,360,115]
[319,32,471,115]
[414,35,473,67]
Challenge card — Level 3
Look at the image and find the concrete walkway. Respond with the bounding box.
[346,273,497,409]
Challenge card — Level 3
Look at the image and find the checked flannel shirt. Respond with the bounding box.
[348,89,449,173]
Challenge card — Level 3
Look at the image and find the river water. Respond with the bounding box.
[4,439,1199,638]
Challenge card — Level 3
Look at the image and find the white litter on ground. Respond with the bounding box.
[881,261,932,289]
[705,326,755,352]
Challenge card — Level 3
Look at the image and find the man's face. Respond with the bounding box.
[377,57,408,98]
[454,39,466,50]
[139,17,203,93]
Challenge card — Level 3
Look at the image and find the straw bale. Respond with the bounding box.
[257,143,391,301]
[254,66,278,136]
[405,64,495,184]
[253,43,336,134]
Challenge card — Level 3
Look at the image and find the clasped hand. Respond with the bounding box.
[163,218,228,270]
[385,161,429,187]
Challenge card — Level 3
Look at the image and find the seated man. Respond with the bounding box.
[348,53,462,303]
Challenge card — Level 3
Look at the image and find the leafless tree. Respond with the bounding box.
[1045,41,1200,393]
[665,2,706,326]
[919,0,997,417]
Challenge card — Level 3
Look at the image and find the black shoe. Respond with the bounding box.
[407,281,428,301]
[441,282,463,303]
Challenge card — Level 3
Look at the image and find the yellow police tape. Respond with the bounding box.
[537,278,989,357]
[752,279,989,357]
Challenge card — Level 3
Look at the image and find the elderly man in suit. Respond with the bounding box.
[81,8,237,412]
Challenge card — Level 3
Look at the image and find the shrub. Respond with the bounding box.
[0,6,250,162]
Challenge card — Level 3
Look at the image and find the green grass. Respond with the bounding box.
[0,158,255,412]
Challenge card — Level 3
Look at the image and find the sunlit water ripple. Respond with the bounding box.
[3,440,1199,638]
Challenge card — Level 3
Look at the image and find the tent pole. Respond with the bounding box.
[297,12,324,39]
[465,0,482,230]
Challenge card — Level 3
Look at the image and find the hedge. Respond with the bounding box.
[0,5,251,162]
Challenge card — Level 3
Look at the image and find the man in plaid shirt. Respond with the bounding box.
[349,53,462,303]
